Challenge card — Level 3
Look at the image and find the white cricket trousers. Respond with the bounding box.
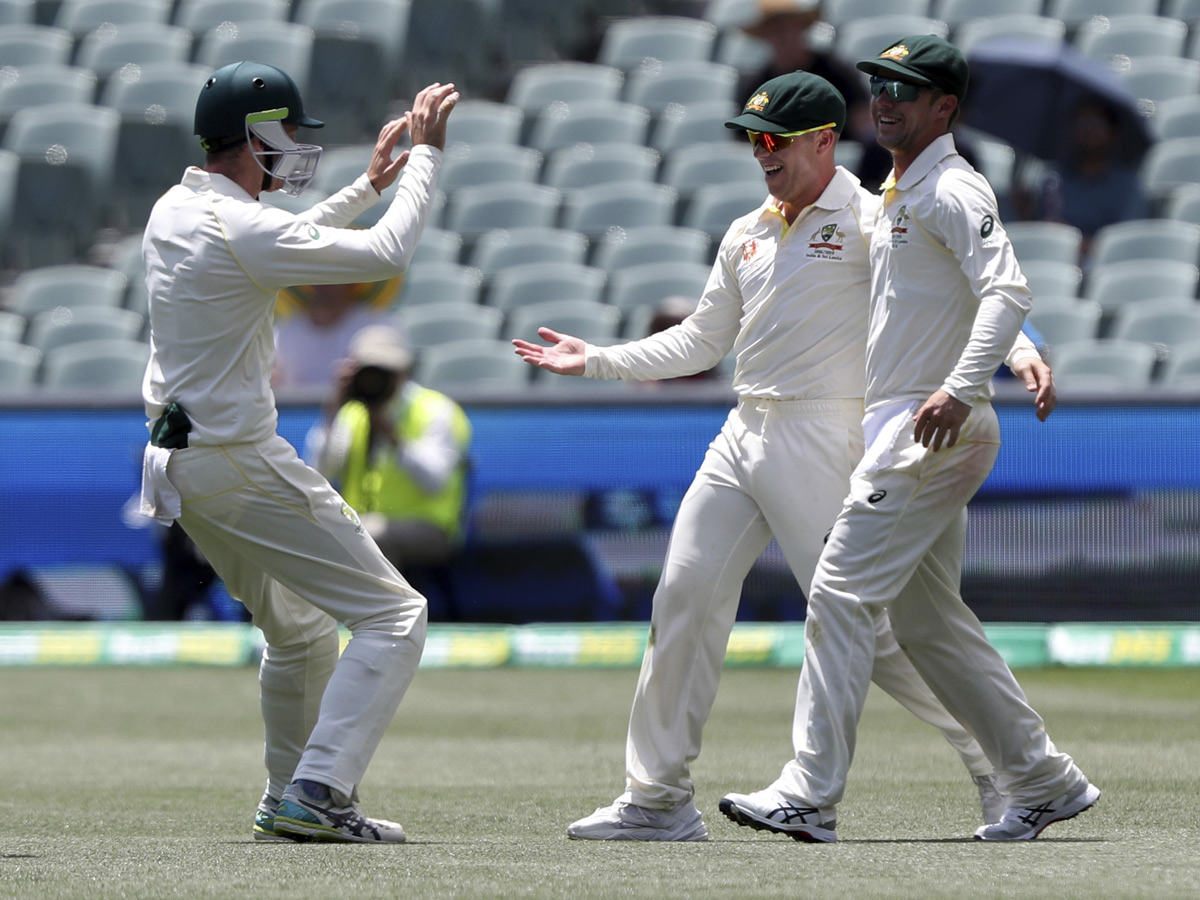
[166,435,427,800]
[626,398,992,810]
[779,400,1086,816]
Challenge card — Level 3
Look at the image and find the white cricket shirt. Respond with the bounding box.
[586,166,876,400]
[866,133,1034,412]
[142,145,442,446]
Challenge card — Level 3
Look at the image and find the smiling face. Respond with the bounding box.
[870,79,958,173]
[752,127,838,222]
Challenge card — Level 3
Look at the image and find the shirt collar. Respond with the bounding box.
[880,132,958,192]
[181,166,257,201]
[764,165,862,222]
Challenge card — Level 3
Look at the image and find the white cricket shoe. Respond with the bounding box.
[974,773,1007,825]
[974,782,1100,841]
[567,793,708,841]
[719,786,837,843]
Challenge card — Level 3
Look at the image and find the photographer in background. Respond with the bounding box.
[309,325,472,572]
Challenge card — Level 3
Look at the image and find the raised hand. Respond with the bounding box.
[512,327,587,376]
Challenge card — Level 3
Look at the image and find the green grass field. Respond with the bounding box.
[1,664,1197,900]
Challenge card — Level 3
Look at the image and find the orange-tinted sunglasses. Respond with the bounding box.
[746,122,837,152]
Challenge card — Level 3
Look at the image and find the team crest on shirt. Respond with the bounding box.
[742,238,760,261]
[889,204,911,247]
[806,222,846,260]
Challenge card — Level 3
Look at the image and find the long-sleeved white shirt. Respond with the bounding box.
[141,145,442,446]
[867,133,1035,412]
[586,166,876,400]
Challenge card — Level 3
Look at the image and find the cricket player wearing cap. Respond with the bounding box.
[720,35,1099,842]
[138,61,458,842]
[514,70,1052,841]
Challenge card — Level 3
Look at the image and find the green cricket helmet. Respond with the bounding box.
[194,61,324,196]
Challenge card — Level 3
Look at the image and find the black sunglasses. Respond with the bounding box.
[869,76,925,102]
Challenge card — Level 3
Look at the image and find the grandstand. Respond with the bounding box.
[0,0,1196,391]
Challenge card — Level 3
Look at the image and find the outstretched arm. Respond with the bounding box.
[512,328,586,376]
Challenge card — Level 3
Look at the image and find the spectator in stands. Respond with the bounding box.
[1016,99,1149,264]
[272,279,400,389]
[734,0,887,187]
[309,324,472,572]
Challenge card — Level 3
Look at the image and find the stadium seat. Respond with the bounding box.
[835,16,950,68]
[1164,182,1200,225]
[605,261,712,314]
[932,0,1041,27]
[39,336,149,391]
[0,0,33,23]
[75,22,191,91]
[0,23,73,67]
[53,0,170,38]
[10,264,128,316]
[1084,259,1199,312]
[526,99,651,155]
[0,64,97,143]
[1090,219,1200,267]
[444,100,524,148]
[443,182,562,240]
[710,27,770,76]
[560,181,677,240]
[194,21,314,94]
[1152,95,1200,141]
[494,0,589,67]
[292,0,405,142]
[308,142,371,195]
[24,304,143,353]
[505,62,625,119]
[1005,222,1083,266]
[1026,301,1102,351]
[596,16,717,71]
[660,140,766,204]
[1108,300,1200,353]
[1074,14,1188,64]
[1020,260,1083,299]
[622,60,739,118]
[410,226,463,266]
[394,262,483,308]
[485,261,607,313]
[439,142,543,194]
[1044,0,1157,28]
[414,337,531,392]
[0,309,21,342]
[822,0,932,28]
[1139,137,1200,201]
[173,0,287,32]
[590,225,712,273]
[541,143,660,193]
[954,15,1066,55]
[468,226,589,277]
[3,102,119,266]
[105,231,147,313]
[681,181,766,241]
[1157,337,1200,386]
[394,301,503,350]
[0,340,40,390]
[1049,338,1158,391]
[649,100,740,154]
[100,60,210,228]
[1120,57,1200,109]
[503,298,623,344]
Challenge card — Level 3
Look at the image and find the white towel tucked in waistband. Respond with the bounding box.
[140,443,182,523]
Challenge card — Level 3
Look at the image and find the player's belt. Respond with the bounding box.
[149,402,191,449]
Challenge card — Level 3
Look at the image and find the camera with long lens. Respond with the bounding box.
[348,365,396,404]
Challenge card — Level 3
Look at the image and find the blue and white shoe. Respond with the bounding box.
[272,781,406,844]
[719,786,837,843]
[974,782,1100,841]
